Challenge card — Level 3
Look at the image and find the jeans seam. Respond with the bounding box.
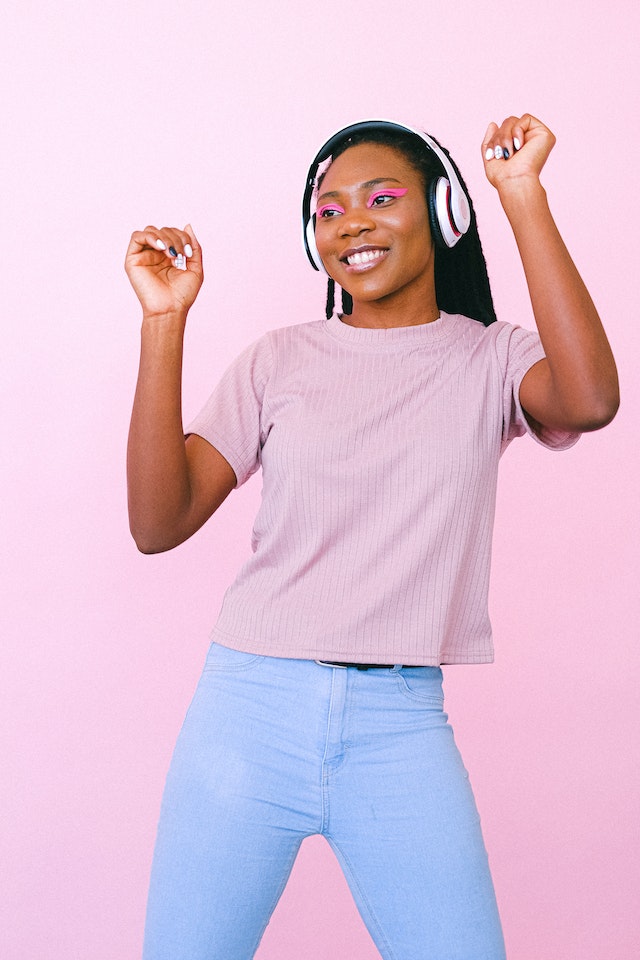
[325,837,400,960]
[247,841,303,958]
[394,673,445,705]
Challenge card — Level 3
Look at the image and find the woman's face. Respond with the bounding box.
[314,142,435,307]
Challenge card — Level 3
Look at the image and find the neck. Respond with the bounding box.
[344,286,440,330]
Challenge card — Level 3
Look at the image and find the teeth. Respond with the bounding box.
[347,249,384,266]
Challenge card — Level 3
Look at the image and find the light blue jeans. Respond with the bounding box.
[143,643,506,960]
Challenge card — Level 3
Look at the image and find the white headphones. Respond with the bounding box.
[302,120,471,273]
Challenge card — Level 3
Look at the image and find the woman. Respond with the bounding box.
[126,114,618,960]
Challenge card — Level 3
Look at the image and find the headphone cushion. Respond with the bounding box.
[428,176,465,249]
[305,215,326,273]
[427,177,448,249]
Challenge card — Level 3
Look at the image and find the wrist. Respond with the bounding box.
[141,309,189,333]
[497,178,551,229]
[497,174,547,210]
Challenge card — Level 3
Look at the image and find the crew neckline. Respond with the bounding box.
[323,311,464,348]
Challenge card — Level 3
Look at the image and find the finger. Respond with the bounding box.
[125,229,173,275]
[513,124,524,152]
[183,223,200,262]
[164,225,202,271]
[485,116,529,162]
[152,226,187,260]
[140,227,191,271]
[482,122,499,161]
[518,113,540,134]
[126,226,200,274]
[127,226,168,256]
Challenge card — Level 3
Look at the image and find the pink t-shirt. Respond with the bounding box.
[187,313,578,665]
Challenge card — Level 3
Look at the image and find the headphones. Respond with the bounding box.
[302,120,472,273]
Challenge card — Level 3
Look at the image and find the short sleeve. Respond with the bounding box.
[495,322,580,452]
[185,334,274,487]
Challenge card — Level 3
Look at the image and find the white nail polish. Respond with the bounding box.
[155,239,166,250]
[173,255,187,271]
[494,145,504,160]
[513,137,521,151]
[485,148,494,161]
[184,244,193,258]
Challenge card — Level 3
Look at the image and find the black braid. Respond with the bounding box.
[325,280,353,318]
[325,278,335,320]
[319,128,496,326]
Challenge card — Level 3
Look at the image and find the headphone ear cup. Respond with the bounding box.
[427,177,448,249]
[305,215,327,272]
[428,176,465,249]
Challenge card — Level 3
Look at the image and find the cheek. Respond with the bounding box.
[313,227,337,271]
[406,215,434,260]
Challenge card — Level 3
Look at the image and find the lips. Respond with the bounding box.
[340,245,389,271]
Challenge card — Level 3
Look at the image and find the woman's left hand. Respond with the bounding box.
[481,114,556,190]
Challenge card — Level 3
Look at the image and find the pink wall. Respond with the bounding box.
[2,1,639,957]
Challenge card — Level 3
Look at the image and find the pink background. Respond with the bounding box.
[2,2,639,957]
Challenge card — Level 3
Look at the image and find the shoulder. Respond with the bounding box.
[263,318,326,347]
[234,319,324,360]
[456,316,545,373]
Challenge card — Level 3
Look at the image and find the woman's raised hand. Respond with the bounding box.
[481,114,556,191]
[125,223,203,320]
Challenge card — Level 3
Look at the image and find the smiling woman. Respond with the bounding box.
[305,122,497,327]
[125,116,619,960]
[314,144,438,327]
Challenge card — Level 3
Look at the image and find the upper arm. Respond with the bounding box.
[182,433,237,538]
[518,357,562,430]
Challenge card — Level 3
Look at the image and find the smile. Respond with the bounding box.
[341,247,388,270]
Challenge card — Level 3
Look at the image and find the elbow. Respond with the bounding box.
[572,388,620,432]
[131,530,171,555]
[587,380,621,430]
[134,538,169,555]
[129,518,179,555]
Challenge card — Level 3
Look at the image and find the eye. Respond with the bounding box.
[367,188,408,208]
[316,203,345,219]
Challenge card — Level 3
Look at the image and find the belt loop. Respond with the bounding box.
[391,664,403,674]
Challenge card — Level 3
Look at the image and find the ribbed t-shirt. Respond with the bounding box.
[187,312,578,665]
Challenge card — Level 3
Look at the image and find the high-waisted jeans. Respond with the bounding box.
[143,642,506,960]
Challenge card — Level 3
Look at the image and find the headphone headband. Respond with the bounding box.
[302,119,471,272]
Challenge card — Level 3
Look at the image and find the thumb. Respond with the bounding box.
[183,223,203,270]
[184,223,198,247]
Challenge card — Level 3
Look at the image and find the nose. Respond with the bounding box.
[338,204,376,237]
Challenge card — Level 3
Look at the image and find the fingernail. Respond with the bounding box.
[169,246,177,256]
[494,145,504,160]
[503,148,510,160]
[173,255,187,271]
[485,148,494,161]
[155,239,166,250]
[184,244,193,258]
[513,137,521,151]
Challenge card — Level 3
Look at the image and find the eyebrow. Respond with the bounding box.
[316,177,402,204]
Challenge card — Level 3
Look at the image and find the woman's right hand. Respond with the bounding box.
[125,223,203,320]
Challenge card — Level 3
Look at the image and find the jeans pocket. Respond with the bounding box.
[395,667,445,705]
[203,641,265,673]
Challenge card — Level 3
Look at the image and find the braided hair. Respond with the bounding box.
[317,128,496,326]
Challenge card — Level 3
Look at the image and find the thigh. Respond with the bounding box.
[327,668,506,960]
[143,645,318,960]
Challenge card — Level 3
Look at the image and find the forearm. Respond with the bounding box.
[127,312,193,552]
[500,178,619,428]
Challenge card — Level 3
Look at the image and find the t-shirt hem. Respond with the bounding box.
[184,428,247,487]
[210,627,495,667]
